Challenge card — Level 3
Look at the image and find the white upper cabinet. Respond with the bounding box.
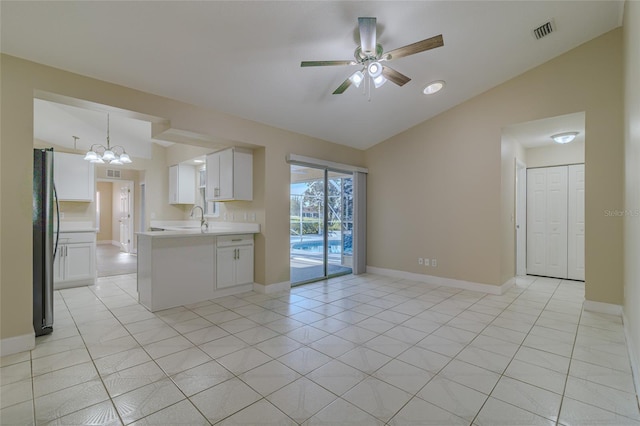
[54,152,95,202]
[206,147,252,201]
[169,164,196,204]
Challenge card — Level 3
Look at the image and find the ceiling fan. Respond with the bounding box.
[301,17,444,95]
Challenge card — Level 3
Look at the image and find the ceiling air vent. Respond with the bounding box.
[106,169,121,178]
[533,20,555,40]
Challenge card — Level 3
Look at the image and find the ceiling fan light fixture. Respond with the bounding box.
[551,131,579,144]
[349,70,365,88]
[423,80,445,95]
[372,74,387,88]
[368,61,383,78]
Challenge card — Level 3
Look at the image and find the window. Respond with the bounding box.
[197,165,219,217]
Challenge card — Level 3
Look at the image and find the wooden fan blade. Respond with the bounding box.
[358,17,377,55]
[333,78,352,94]
[384,34,443,60]
[301,60,355,67]
[382,66,411,86]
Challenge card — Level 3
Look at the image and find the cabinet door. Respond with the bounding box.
[169,165,179,204]
[235,245,254,285]
[206,152,220,201]
[53,245,65,283]
[54,152,95,201]
[170,164,196,204]
[218,149,234,200]
[64,243,95,281]
[178,164,195,204]
[216,247,236,288]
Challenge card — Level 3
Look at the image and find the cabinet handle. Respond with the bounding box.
[232,239,242,242]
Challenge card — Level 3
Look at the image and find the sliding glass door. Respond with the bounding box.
[290,165,353,285]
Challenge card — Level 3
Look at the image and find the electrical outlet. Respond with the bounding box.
[418,258,423,265]
[250,213,256,221]
[432,259,437,267]
[425,258,430,266]
[244,212,248,221]
[59,212,65,219]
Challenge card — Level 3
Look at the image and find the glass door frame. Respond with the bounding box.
[290,163,353,286]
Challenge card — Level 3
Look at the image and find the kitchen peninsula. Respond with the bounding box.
[137,222,259,312]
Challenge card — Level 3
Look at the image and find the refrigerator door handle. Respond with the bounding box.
[53,182,60,260]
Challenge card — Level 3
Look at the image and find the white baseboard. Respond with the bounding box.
[253,281,291,294]
[97,240,111,245]
[0,332,35,357]
[365,266,509,295]
[583,300,623,316]
[111,241,120,247]
[623,312,640,404]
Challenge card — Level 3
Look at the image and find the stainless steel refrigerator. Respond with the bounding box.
[33,148,59,336]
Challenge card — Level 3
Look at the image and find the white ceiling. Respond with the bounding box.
[503,111,586,148]
[33,99,172,159]
[2,1,623,150]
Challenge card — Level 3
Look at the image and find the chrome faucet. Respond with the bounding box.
[190,205,208,230]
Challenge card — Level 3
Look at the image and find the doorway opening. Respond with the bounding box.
[290,164,353,285]
[96,179,137,277]
[504,111,585,281]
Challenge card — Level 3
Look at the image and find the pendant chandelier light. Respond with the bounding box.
[84,114,132,165]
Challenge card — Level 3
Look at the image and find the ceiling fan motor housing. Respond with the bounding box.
[355,44,384,63]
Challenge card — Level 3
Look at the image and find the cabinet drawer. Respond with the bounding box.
[217,234,253,247]
[59,232,95,244]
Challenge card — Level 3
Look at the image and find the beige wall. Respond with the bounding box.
[623,0,640,389]
[366,29,624,303]
[97,181,113,241]
[0,54,364,344]
[526,140,585,168]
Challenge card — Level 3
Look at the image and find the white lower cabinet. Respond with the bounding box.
[54,232,96,289]
[216,235,254,289]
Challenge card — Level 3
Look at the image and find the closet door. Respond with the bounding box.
[568,164,585,280]
[527,168,548,276]
[545,167,568,278]
[526,166,568,278]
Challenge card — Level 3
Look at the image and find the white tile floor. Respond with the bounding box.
[1,273,639,425]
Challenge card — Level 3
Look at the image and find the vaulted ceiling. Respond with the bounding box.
[1,1,623,150]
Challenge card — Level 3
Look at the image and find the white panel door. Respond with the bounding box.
[568,164,585,280]
[527,168,548,276]
[527,166,569,279]
[516,163,527,276]
[545,167,568,278]
[119,185,132,253]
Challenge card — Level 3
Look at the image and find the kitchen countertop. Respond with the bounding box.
[138,222,260,238]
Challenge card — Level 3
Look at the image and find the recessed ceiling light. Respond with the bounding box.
[193,159,205,164]
[423,80,445,95]
[551,131,579,144]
